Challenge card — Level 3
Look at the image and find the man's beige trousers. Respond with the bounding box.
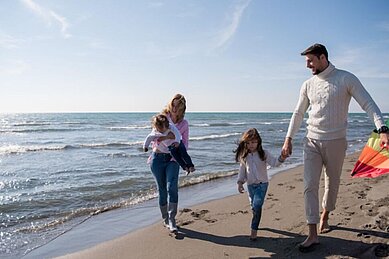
[303,137,347,224]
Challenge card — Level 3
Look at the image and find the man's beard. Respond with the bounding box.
[312,68,322,75]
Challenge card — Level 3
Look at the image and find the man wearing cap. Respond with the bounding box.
[282,43,389,252]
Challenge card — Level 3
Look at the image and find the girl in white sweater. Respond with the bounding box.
[234,128,286,241]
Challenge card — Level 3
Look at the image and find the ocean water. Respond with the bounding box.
[0,112,386,258]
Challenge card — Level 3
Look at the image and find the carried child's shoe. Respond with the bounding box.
[185,166,195,176]
[186,166,195,176]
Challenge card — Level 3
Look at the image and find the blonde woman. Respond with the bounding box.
[150,94,194,232]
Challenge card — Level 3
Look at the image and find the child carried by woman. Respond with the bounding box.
[143,114,195,174]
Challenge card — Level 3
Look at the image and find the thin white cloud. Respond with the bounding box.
[21,0,72,39]
[0,33,22,49]
[214,0,251,51]
[0,60,29,75]
[333,45,389,79]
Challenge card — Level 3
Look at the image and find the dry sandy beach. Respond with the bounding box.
[57,152,389,259]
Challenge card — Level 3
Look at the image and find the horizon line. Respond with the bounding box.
[1,111,386,114]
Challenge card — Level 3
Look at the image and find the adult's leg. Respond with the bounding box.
[166,161,180,232]
[150,153,169,225]
[150,153,168,206]
[320,138,347,233]
[301,138,324,247]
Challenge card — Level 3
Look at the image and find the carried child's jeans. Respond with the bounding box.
[168,140,194,170]
[247,182,268,230]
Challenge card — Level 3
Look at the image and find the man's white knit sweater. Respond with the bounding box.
[286,63,385,140]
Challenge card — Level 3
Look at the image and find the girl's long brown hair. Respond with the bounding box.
[234,128,265,162]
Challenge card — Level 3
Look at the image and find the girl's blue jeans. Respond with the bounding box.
[247,182,269,230]
[150,152,180,206]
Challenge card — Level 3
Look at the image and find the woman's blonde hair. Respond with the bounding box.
[234,128,265,162]
[162,94,186,122]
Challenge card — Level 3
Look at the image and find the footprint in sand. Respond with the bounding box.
[180,220,195,226]
[231,210,249,215]
[190,209,209,218]
[190,209,217,223]
[353,190,367,199]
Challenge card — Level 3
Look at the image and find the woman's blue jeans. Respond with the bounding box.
[150,152,180,206]
[247,182,268,230]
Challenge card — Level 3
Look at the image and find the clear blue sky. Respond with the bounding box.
[1,0,389,113]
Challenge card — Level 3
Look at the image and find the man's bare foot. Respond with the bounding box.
[299,224,319,250]
[319,210,331,233]
[298,236,320,252]
[301,235,319,246]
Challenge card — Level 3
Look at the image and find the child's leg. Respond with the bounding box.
[168,144,188,170]
[248,182,269,231]
[177,141,194,168]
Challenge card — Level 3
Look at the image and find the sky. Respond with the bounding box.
[1,0,389,113]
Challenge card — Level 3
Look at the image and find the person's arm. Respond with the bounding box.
[347,73,389,147]
[169,123,182,143]
[282,83,309,156]
[179,120,189,149]
[237,162,247,193]
[265,150,285,168]
[348,73,385,129]
[143,131,157,152]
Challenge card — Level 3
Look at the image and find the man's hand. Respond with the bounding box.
[380,133,389,149]
[282,137,293,158]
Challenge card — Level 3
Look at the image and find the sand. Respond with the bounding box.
[56,152,389,259]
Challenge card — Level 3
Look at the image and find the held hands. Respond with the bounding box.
[281,137,293,158]
[237,182,245,193]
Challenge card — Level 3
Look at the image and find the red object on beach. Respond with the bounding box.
[351,121,389,178]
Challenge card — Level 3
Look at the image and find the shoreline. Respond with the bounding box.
[28,152,389,258]
[22,162,299,259]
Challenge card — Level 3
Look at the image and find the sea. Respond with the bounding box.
[1,112,387,258]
